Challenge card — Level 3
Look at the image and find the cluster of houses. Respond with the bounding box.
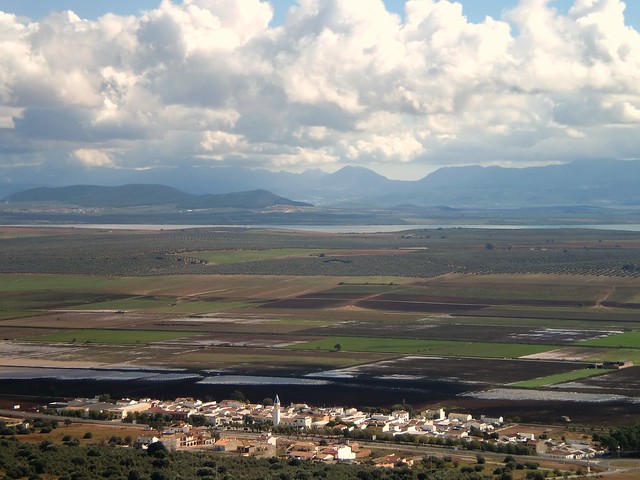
[46,395,503,437]
[44,395,605,461]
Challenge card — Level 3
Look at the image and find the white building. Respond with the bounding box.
[422,408,446,421]
[337,445,356,461]
[392,410,410,422]
[448,412,472,422]
[279,415,312,429]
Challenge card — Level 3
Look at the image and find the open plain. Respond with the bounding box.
[1,225,640,426]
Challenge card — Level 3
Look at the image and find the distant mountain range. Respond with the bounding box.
[294,159,640,207]
[2,185,311,209]
[2,159,639,209]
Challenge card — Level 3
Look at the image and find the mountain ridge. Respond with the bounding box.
[2,159,639,208]
[2,185,312,209]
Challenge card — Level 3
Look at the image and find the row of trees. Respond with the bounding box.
[594,423,640,451]
[0,435,539,480]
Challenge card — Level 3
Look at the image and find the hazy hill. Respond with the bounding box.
[258,159,640,207]
[3,185,311,209]
[411,159,640,207]
[2,159,639,209]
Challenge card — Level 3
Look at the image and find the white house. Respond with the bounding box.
[392,410,410,422]
[279,415,312,429]
[422,408,445,421]
[448,413,472,422]
[337,445,356,461]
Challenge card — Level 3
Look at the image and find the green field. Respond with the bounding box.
[579,331,640,349]
[288,336,554,358]
[0,275,117,293]
[0,310,42,320]
[511,368,607,388]
[186,249,327,265]
[29,329,204,345]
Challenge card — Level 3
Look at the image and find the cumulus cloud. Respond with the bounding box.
[0,0,639,181]
[72,148,115,167]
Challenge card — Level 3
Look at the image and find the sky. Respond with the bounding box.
[0,0,639,184]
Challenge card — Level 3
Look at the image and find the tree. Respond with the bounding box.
[146,441,167,458]
[229,390,247,403]
[334,343,342,352]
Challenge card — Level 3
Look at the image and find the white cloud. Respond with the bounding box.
[72,148,115,167]
[201,130,247,153]
[0,0,639,180]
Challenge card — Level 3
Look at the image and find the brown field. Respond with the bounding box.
[363,294,597,308]
[0,311,157,330]
[524,347,640,362]
[263,297,360,309]
[312,356,589,385]
[495,425,563,438]
[323,249,416,256]
[0,226,82,236]
[87,274,356,299]
[555,366,640,396]
[303,322,620,344]
[0,326,65,339]
[159,332,317,348]
[165,347,392,374]
[13,422,146,445]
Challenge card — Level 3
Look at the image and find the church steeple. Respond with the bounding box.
[273,394,281,426]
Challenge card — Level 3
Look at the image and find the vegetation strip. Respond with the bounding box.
[578,331,640,349]
[288,336,555,358]
[510,368,609,388]
[186,248,327,264]
[28,329,205,345]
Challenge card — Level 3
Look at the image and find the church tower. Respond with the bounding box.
[273,394,281,426]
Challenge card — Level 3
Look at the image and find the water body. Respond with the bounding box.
[7,223,640,233]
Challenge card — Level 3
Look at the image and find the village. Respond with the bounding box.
[39,394,606,464]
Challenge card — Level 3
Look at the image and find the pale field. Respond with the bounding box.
[105,275,417,298]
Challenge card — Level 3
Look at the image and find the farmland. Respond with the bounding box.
[1,225,640,425]
[511,369,607,388]
[288,336,555,357]
[579,331,640,348]
[29,329,204,345]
